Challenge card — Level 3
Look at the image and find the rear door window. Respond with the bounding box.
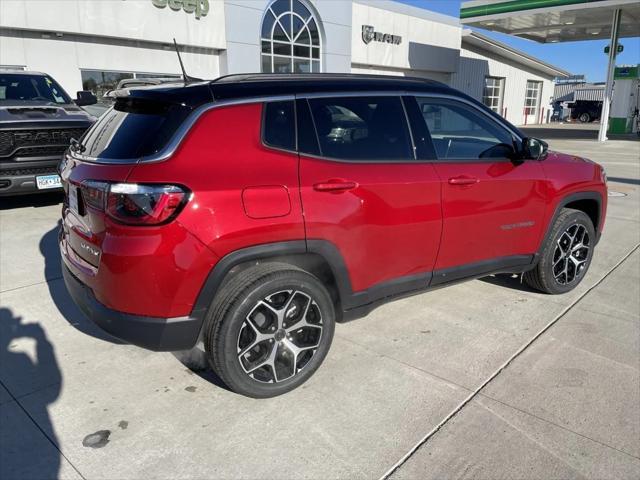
[307,96,413,161]
[80,98,191,160]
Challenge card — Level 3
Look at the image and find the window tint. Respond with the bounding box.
[308,96,413,161]
[80,98,190,160]
[263,101,296,151]
[416,98,513,160]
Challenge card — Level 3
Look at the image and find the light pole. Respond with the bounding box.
[598,9,622,142]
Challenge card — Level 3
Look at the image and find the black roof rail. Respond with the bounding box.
[207,73,453,100]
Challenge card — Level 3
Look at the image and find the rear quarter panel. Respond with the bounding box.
[126,102,305,259]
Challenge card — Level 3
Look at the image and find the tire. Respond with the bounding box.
[524,208,595,294]
[578,112,591,123]
[203,262,335,398]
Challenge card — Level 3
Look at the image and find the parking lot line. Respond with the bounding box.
[380,243,640,480]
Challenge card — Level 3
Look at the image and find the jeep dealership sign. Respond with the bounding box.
[362,25,402,45]
[151,0,209,19]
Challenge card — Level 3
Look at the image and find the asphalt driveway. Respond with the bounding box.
[1,127,638,479]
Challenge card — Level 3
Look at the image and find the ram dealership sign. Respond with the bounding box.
[362,25,402,45]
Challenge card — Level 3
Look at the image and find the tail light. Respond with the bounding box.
[80,181,189,226]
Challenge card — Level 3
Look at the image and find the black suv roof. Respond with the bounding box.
[209,73,454,100]
[117,73,456,107]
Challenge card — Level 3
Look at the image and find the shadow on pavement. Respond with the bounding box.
[520,126,598,140]
[521,126,639,142]
[0,192,63,211]
[39,223,122,345]
[607,177,640,186]
[479,273,540,294]
[0,308,61,480]
[172,348,232,392]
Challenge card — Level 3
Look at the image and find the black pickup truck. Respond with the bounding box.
[0,71,96,196]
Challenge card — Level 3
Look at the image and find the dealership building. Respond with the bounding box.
[0,0,570,125]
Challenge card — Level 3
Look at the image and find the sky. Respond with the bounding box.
[395,0,640,82]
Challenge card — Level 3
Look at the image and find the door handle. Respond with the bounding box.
[313,179,358,193]
[448,175,479,186]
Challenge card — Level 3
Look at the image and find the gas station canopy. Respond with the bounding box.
[460,0,640,43]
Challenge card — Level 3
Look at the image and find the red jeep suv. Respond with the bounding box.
[60,74,607,397]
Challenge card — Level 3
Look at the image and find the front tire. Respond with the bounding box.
[524,208,595,294]
[578,112,591,123]
[204,263,335,398]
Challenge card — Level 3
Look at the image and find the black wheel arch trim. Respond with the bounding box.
[190,240,308,323]
[192,240,539,327]
[539,191,603,256]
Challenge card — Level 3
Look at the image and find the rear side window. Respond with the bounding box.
[307,96,413,161]
[80,98,191,160]
[263,101,295,151]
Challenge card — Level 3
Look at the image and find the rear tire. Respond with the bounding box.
[203,262,335,398]
[524,208,595,294]
[578,112,591,123]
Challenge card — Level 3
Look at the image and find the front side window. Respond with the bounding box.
[416,97,514,160]
[0,74,70,104]
[525,80,542,117]
[263,101,296,151]
[261,0,321,73]
[308,96,413,161]
[483,76,505,114]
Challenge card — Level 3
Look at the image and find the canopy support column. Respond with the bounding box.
[598,9,621,142]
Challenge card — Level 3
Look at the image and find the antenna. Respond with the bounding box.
[173,38,189,82]
[172,38,203,83]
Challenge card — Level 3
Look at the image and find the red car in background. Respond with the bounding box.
[60,74,607,397]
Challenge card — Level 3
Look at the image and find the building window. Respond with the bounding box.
[483,76,505,114]
[525,80,543,117]
[260,0,321,74]
[81,70,181,101]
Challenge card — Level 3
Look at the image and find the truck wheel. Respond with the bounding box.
[203,262,335,398]
[524,208,595,294]
[578,112,591,123]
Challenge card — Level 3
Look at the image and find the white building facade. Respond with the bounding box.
[0,0,569,125]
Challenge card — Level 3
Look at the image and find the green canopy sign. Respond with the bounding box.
[604,44,624,54]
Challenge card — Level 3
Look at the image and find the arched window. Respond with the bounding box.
[261,0,321,73]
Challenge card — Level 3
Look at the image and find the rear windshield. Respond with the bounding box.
[79,98,191,160]
[0,73,71,104]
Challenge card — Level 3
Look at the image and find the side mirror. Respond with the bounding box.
[522,137,548,160]
[75,91,97,106]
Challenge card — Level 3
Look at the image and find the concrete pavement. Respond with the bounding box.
[1,127,638,479]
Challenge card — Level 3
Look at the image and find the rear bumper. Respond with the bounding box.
[62,262,203,351]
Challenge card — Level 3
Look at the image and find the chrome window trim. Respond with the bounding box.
[69,94,296,164]
[69,90,521,165]
[299,91,522,143]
